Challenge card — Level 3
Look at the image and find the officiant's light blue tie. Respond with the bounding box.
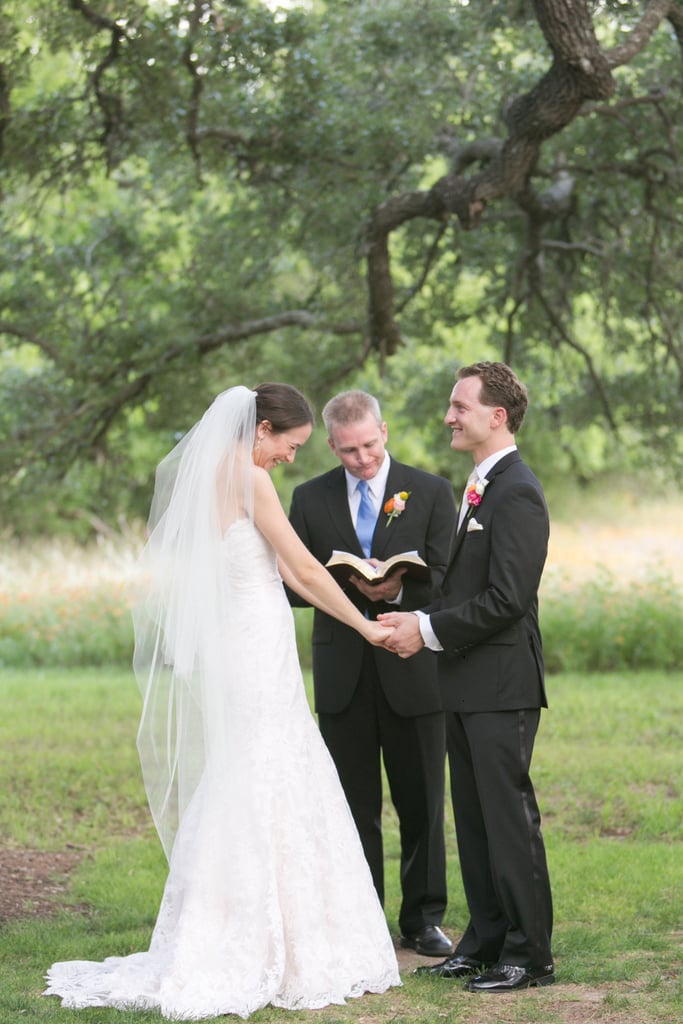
[355,479,376,557]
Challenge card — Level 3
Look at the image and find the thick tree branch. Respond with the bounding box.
[194,311,317,353]
[69,0,128,169]
[0,62,9,171]
[607,0,683,67]
[182,1,206,180]
[364,0,680,361]
[0,322,61,362]
[27,309,358,462]
[67,0,117,33]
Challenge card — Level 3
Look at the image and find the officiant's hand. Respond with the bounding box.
[377,611,424,658]
[362,620,395,647]
[349,561,407,603]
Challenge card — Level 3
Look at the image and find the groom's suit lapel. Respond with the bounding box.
[447,451,521,568]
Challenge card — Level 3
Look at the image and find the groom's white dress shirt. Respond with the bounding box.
[416,445,517,651]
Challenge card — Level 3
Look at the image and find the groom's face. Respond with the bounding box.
[445,375,503,458]
[328,413,388,481]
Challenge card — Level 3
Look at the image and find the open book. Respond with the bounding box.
[324,549,431,586]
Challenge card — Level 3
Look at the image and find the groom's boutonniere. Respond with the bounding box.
[384,490,411,526]
[466,478,489,508]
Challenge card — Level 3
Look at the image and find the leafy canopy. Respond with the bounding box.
[1,1,682,534]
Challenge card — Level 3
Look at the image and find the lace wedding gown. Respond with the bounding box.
[45,520,400,1019]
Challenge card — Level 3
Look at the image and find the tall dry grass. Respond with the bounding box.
[544,493,683,585]
[0,532,143,667]
[1,494,681,670]
[0,530,143,596]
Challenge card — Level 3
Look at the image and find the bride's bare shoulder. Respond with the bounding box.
[252,463,279,500]
[252,463,272,485]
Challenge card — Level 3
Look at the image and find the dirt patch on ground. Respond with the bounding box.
[0,847,85,923]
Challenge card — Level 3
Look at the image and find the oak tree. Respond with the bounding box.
[1,0,681,531]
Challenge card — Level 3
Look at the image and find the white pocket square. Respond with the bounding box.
[467,517,484,532]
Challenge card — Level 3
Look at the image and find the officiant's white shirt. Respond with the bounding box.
[344,454,403,605]
[345,453,391,527]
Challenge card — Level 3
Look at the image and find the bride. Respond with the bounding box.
[44,383,400,1020]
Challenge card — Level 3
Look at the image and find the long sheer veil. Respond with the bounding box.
[132,386,257,860]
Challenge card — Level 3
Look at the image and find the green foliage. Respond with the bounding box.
[0,535,139,665]
[0,581,134,668]
[542,568,683,673]
[4,569,682,674]
[1,1,682,536]
[2,532,682,679]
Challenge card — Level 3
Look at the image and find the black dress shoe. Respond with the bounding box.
[400,925,454,957]
[465,963,555,992]
[414,954,483,978]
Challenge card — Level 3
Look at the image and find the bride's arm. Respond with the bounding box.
[252,467,391,645]
[277,558,322,610]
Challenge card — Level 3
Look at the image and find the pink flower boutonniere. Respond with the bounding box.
[466,478,489,508]
[384,490,411,526]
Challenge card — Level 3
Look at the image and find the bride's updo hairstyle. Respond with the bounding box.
[253,382,315,433]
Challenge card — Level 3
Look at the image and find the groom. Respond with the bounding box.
[288,390,457,957]
[381,363,554,991]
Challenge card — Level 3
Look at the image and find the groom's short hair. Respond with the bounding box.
[322,391,382,437]
[457,362,528,434]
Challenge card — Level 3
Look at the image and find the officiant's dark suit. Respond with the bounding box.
[380,363,554,991]
[288,391,457,954]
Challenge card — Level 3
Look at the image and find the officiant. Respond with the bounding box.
[288,390,457,957]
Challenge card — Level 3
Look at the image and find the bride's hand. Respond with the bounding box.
[363,621,394,647]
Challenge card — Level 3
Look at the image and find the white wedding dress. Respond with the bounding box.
[45,520,400,1019]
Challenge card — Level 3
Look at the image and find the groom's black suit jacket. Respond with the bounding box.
[423,449,553,966]
[289,458,456,716]
[426,450,549,711]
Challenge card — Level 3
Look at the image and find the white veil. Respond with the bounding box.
[132,385,257,860]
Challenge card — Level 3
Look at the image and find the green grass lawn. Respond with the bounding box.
[1,667,682,1023]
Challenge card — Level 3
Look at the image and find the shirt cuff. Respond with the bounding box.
[414,610,443,652]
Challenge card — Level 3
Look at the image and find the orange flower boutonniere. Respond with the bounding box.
[384,490,411,526]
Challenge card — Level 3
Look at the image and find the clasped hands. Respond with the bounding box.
[377,611,424,658]
[350,560,424,658]
[363,612,423,657]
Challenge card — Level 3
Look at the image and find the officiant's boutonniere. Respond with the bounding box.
[384,490,411,526]
[466,478,489,508]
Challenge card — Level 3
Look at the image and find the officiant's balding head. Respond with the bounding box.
[323,390,388,482]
